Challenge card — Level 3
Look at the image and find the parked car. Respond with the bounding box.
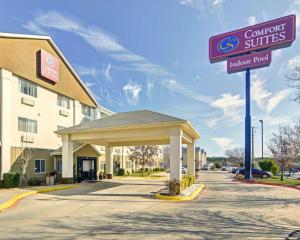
[237,168,272,178]
[231,167,239,174]
[182,167,187,174]
[291,171,300,180]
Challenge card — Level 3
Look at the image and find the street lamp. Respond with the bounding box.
[251,126,257,162]
[259,120,264,159]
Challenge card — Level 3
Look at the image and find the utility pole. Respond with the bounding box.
[259,120,264,159]
[251,127,256,162]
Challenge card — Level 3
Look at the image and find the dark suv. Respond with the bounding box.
[237,168,272,178]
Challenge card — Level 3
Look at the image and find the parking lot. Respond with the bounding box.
[0,172,299,239]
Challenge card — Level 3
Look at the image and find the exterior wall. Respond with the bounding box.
[10,148,54,182]
[0,37,96,107]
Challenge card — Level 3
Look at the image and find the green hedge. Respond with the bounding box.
[181,175,195,190]
[3,172,20,188]
[258,159,279,175]
[117,168,125,176]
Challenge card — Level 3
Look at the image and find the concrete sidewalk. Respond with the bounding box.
[0,188,34,206]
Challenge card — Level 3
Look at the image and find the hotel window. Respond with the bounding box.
[19,78,37,97]
[82,104,94,117]
[57,94,70,109]
[18,117,37,133]
[35,159,46,173]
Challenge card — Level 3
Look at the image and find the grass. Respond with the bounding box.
[255,176,300,186]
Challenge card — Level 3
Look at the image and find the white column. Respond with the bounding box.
[62,134,73,182]
[0,69,12,179]
[105,145,114,178]
[121,147,126,169]
[187,142,195,177]
[170,128,182,182]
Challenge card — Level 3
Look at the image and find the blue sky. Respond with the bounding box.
[1,0,300,156]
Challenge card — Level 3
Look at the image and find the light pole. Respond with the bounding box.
[251,127,256,162]
[259,120,264,159]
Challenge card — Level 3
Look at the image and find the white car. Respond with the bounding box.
[291,171,300,180]
[182,167,187,174]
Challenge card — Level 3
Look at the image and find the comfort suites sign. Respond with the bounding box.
[38,49,59,83]
[209,14,296,65]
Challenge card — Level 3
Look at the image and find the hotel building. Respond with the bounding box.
[0,32,163,183]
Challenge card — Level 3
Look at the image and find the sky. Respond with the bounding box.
[0,0,300,157]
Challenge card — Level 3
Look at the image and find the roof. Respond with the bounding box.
[57,110,189,133]
[0,32,99,107]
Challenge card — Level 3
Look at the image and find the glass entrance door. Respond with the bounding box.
[77,157,97,180]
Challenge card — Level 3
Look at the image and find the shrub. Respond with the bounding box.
[271,164,279,175]
[27,177,42,186]
[181,175,195,190]
[117,168,125,176]
[215,163,221,169]
[168,179,181,196]
[235,174,245,180]
[3,172,20,188]
[259,159,279,173]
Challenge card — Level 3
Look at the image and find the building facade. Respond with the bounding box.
[0,33,163,184]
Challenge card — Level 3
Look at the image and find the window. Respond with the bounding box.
[81,104,92,117]
[19,78,37,97]
[18,117,37,133]
[35,159,46,173]
[57,95,70,109]
[57,160,62,173]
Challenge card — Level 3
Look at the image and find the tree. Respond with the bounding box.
[268,126,291,181]
[129,145,159,176]
[224,147,244,166]
[287,66,300,104]
[16,140,34,187]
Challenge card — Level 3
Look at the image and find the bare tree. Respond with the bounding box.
[268,126,291,181]
[224,147,245,166]
[287,66,300,104]
[129,145,159,176]
[282,121,300,163]
[16,139,34,187]
[163,146,170,168]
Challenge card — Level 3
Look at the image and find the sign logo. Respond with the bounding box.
[217,36,239,53]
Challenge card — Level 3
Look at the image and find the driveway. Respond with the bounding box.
[0,172,299,239]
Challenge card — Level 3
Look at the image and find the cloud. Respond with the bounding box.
[267,89,291,113]
[85,81,96,88]
[146,78,154,97]
[123,80,142,105]
[211,137,234,150]
[247,16,256,25]
[210,93,245,122]
[251,75,271,108]
[166,79,212,103]
[23,11,166,77]
[103,63,112,81]
[288,54,300,69]
[76,66,101,78]
[287,0,300,33]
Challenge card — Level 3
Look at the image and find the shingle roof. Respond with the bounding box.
[57,110,186,133]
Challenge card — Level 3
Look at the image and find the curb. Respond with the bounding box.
[233,179,300,190]
[155,183,205,201]
[0,185,76,212]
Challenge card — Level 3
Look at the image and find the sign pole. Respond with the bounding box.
[245,68,252,179]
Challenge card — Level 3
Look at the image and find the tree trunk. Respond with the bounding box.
[280,167,284,181]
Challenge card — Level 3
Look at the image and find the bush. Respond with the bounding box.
[117,168,125,176]
[27,177,42,186]
[3,172,20,188]
[181,175,195,190]
[235,174,245,180]
[215,163,221,169]
[168,179,181,196]
[271,164,279,175]
[259,159,279,173]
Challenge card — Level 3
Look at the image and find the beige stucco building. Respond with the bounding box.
[0,32,165,184]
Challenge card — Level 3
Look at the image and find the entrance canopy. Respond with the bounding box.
[56,110,200,186]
